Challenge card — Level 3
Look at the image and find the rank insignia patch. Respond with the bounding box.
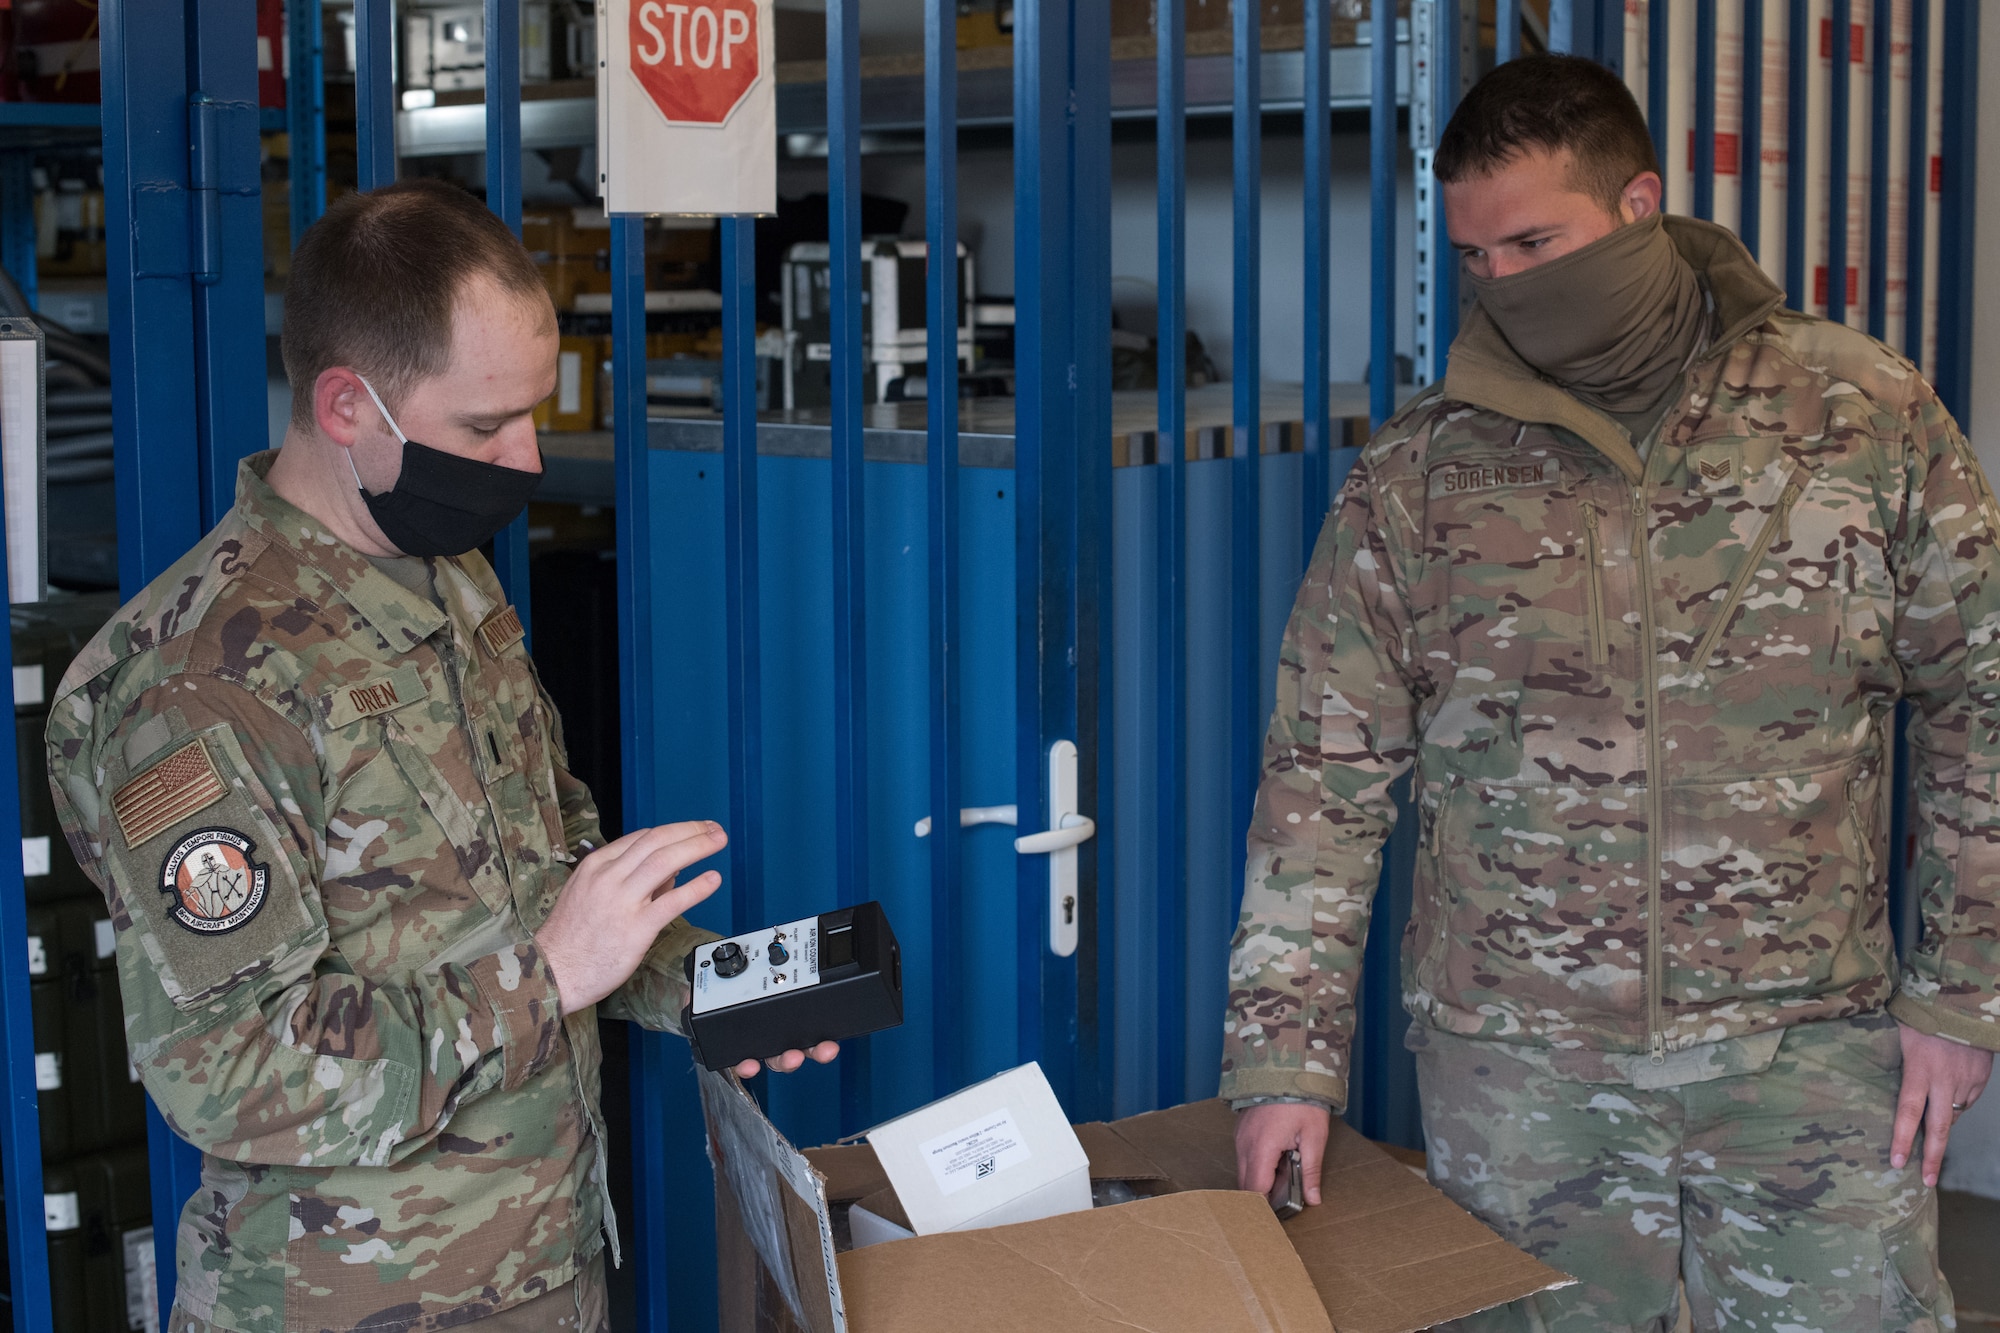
[477,606,526,657]
[1687,445,1744,496]
[160,828,269,935]
[113,740,227,848]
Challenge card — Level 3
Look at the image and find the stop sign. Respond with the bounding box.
[630,0,762,125]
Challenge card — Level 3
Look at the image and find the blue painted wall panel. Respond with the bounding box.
[644,450,1019,1138]
[640,446,1351,1128]
[634,450,723,1331]
[1112,465,1161,1115]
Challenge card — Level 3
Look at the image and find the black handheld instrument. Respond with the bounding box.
[681,901,903,1072]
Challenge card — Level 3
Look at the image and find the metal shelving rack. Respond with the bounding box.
[395,33,1413,158]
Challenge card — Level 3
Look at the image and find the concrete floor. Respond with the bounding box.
[1942,1189,2000,1329]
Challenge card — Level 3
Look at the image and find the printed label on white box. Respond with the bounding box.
[921,1108,1033,1197]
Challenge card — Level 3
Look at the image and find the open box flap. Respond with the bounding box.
[836,1189,1334,1333]
[1098,1100,1572,1333]
[809,1144,892,1205]
[1073,1120,1174,1182]
[1281,1122,1577,1333]
[1097,1097,1242,1191]
[700,1068,846,1333]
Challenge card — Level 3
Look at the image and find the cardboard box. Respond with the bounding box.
[540,335,600,433]
[700,1070,1571,1333]
[521,208,612,311]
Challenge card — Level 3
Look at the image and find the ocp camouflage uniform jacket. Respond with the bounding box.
[44,453,709,1332]
[1222,215,2000,1110]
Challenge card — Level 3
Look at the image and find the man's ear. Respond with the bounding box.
[1620,171,1665,224]
[314,368,369,447]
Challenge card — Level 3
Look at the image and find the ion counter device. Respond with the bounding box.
[681,901,903,1072]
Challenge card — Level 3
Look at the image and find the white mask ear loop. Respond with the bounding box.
[350,374,408,493]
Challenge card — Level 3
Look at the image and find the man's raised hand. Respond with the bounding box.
[535,820,728,1012]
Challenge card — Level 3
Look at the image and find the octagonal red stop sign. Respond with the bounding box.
[631,0,761,124]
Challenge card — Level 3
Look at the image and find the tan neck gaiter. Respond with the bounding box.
[1463,213,1708,415]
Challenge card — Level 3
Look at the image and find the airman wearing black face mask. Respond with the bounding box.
[352,373,543,558]
[43,179,839,1333]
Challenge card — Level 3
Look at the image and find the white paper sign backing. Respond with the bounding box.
[599,0,777,216]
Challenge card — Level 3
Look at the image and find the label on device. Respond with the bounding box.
[689,914,822,1016]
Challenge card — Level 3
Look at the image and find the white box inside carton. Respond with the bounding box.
[861,1062,1090,1239]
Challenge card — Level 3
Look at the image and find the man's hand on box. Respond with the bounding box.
[1236,1101,1332,1208]
[535,820,728,1011]
[734,1042,841,1081]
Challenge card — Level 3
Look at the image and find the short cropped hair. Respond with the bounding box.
[1434,54,1660,213]
[282,179,550,427]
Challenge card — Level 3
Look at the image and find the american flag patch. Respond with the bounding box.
[112,740,227,849]
[477,605,526,657]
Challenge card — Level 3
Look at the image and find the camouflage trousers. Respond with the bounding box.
[1414,1013,1955,1332]
[167,1251,607,1333]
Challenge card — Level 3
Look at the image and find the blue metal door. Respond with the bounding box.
[101,0,268,1312]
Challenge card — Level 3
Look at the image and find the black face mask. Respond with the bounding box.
[354,376,542,557]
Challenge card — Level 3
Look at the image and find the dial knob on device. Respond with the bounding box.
[712,941,749,978]
[767,939,791,966]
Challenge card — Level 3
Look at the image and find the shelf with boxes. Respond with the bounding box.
[7,593,154,1333]
[397,11,1410,157]
[530,380,1383,510]
[526,207,786,433]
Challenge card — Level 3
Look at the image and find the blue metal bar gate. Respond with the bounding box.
[0,0,1959,1327]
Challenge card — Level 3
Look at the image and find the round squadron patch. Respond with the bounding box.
[159,828,269,935]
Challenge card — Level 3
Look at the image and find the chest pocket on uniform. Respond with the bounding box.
[1420,449,1592,780]
[473,608,572,868]
[320,663,515,925]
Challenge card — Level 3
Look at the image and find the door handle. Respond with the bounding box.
[1012,813,1095,855]
[911,742,1092,958]
[1022,740,1090,958]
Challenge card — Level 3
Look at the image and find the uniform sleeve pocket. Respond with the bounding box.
[104,721,324,1012]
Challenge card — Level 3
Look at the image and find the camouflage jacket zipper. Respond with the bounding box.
[1686,462,1816,676]
[1629,457,1669,1064]
[1582,502,1609,667]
